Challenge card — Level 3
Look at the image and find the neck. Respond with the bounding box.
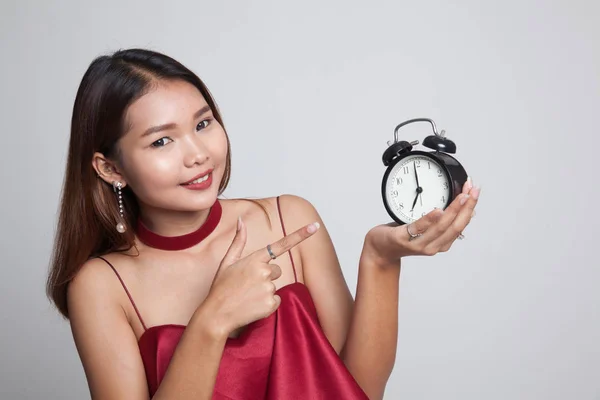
[135,199,222,251]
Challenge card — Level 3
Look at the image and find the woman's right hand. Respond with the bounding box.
[201,217,320,339]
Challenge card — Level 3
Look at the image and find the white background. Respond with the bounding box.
[1,0,599,398]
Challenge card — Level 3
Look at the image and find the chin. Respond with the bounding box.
[176,187,221,212]
[162,200,216,214]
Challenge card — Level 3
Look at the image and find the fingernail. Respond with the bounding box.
[307,222,320,233]
[471,186,481,200]
[460,194,470,205]
[471,209,476,218]
[237,216,242,231]
[467,176,473,190]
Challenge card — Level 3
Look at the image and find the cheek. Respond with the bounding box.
[122,151,179,195]
[203,130,229,181]
[208,128,229,162]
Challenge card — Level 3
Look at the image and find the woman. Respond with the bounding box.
[47,48,480,399]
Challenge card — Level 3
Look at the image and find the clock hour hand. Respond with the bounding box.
[411,192,419,211]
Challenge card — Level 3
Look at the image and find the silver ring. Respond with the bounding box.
[407,224,422,241]
[266,244,277,260]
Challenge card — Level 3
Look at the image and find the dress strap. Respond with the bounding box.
[276,196,298,283]
[97,256,148,331]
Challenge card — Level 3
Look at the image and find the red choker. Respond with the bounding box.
[135,199,223,251]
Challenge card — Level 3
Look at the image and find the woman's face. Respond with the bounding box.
[114,79,228,213]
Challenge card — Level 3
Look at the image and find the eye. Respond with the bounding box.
[150,137,173,148]
[196,119,211,131]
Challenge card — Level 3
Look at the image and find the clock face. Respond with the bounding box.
[384,154,451,223]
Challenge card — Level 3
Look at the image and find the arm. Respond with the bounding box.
[67,258,228,400]
[342,242,401,400]
[342,182,480,398]
[278,194,397,399]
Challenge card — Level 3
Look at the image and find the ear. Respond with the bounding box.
[92,152,127,188]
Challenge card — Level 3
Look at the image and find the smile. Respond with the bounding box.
[181,168,214,185]
[185,174,210,185]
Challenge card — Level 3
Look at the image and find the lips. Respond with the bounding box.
[182,168,214,185]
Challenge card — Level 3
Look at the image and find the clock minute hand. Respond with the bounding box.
[411,161,422,211]
[413,161,420,188]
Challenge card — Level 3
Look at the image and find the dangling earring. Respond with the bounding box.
[112,181,127,233]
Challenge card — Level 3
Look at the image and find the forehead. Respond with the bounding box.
[125,80,208,132]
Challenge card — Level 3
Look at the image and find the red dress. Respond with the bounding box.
[99,197,368,399]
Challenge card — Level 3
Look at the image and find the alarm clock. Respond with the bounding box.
[381,118,468,225]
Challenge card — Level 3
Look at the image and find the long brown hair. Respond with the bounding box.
[47,48,268,319]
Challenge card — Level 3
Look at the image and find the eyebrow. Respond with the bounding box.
[141,105,212,138]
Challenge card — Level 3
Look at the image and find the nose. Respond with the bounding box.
[182,135,209,167]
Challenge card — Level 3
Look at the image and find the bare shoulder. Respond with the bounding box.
[67,256,125,317]
[228,194,321,232]
[265,194,326,271]
[220,195,320,230]
[67,256,149,398]
[221,194,323,280]
[273,194,323,229]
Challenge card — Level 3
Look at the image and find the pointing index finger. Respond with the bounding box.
[256,222,320,262]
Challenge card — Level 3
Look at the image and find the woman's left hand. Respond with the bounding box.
[363,179,480,266]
